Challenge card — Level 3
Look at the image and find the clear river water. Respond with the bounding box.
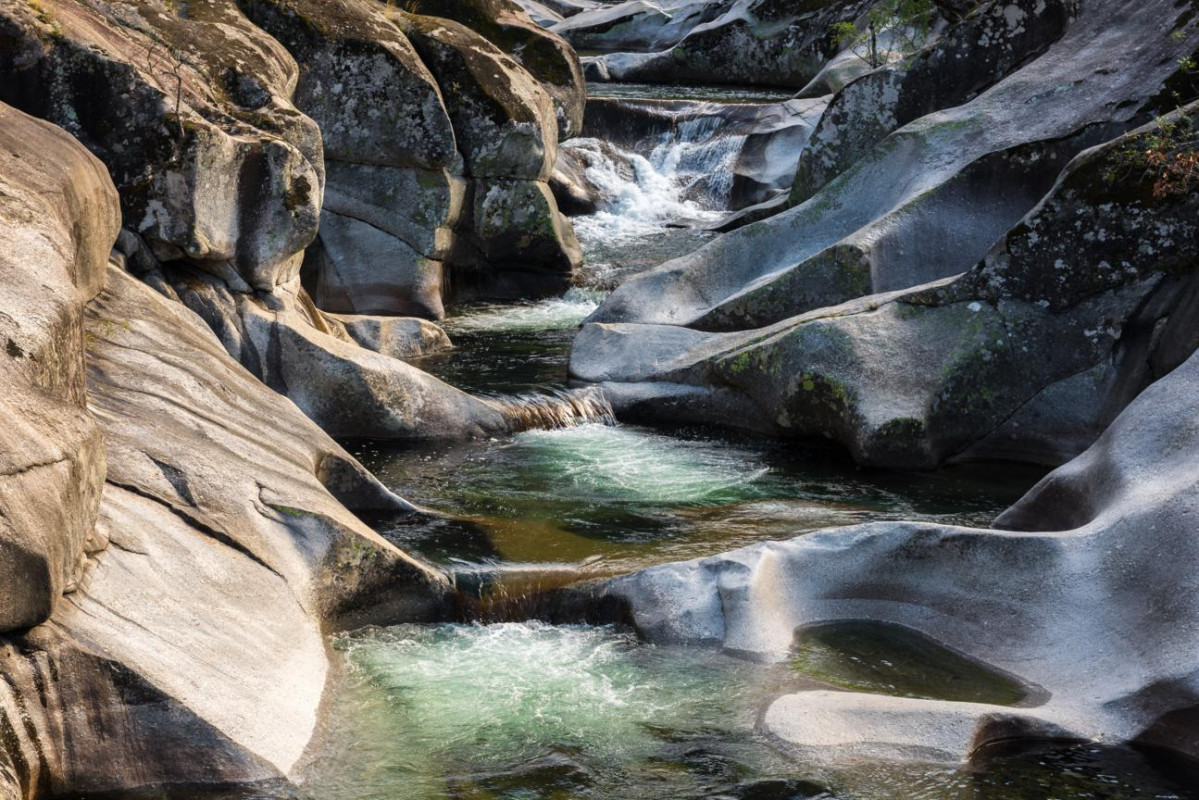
[162,89,1199,800]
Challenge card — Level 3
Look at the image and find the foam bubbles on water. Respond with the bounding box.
[513,423,771,505]
[446,287,606,333]
[335,622,749,769]
[566,127,742,249]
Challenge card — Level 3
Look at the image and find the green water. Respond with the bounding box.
[358,426,1040,577]
[279,622,1199,800]
[790,622,1036,707]
[364,292,1041,577]
[94,198,1199,800]
[294,107,1197,800]
[326,285,1199,799]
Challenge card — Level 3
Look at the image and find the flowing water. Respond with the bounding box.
[288,85,1199,800]
[286,621,1199,800]
[586,82,798,104]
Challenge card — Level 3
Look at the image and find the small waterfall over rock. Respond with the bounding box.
[564,125,745,239]
[561,97,829,252]
[450,561,620,625]
[489,386,616,432]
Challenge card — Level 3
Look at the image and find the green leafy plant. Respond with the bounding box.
[1104,113,1199,200]
[831,0,937,70]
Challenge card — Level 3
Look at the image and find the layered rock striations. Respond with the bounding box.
[0,104,119,638]
[0,98,454,799]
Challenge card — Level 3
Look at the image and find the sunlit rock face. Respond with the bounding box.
[0,0,591,442]
[0,103,119,635]
[412,0,586,139]
[0,0,324,292]
[573,0,1199,469]
[594,341,1199,763]
[239,0,583,318]
[0,265,453,799]
[791,0,1082,205]
[0,95,455,799]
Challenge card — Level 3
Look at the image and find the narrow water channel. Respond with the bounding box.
[299,92,1199,800]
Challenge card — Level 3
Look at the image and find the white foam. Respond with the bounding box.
[447,287,607,333]
[513,423,771,505]
[565,122,745,247]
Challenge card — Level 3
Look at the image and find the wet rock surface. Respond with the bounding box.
[4,0,1199,793]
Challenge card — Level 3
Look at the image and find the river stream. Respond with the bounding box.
[246,90,1199,800]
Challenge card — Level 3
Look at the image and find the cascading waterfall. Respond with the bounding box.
[488,386,617,432]
[565,120,748,243]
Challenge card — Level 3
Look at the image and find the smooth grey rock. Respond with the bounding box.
[573,105,1199,468]
[2,262,456,798]
[588,0,1198,331]
[327,313,453,360]
[161,267,515,439]
[240,0,582,312]
[596,342,1199,761]
[306,208,449,319]
[583,0,871,87]
[412,0,587,139]
[792,0,1080,204]
[552,0,732,52]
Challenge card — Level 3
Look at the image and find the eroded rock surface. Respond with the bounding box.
[593,341,1199,763]
[0,266,454,799]
[236,0,583,317]
[0,0,324,292]
[582,0,871,88]
[575,105,1199,468]
[0,96,459,797]
[0,103,119,634]
[575,0,1199,469]
[587,0,1198,332]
